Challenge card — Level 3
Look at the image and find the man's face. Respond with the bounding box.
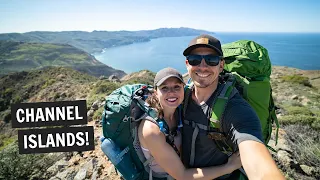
[185,47,224,88]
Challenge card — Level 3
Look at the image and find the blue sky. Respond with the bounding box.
[1,0,319,33]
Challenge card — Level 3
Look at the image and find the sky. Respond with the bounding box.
[1,0,320,33]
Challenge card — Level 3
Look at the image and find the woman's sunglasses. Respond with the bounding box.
[186,55,223,66]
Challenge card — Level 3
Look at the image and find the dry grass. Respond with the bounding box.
[283,124,320,178]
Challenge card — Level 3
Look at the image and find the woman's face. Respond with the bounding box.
[156,77,184,110]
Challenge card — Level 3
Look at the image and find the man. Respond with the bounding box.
[181,34,284,180]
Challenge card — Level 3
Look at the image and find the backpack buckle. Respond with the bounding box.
[207,132,226,141]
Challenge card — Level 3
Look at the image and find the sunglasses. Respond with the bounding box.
[186,55,223,66]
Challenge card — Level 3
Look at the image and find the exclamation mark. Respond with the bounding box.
[85,132,89,145]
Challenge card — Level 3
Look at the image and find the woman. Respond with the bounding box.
[138,67,242,180]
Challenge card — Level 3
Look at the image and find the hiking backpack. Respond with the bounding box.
[100,84,181,180]
[183,40,280,178]
[221,40,279,145]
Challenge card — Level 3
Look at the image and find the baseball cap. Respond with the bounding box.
[154,67,185,87]
[183,34,223,56]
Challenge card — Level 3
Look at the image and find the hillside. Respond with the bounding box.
[0,41,126,77]
[0,28,213,54]
[0,66,319,179]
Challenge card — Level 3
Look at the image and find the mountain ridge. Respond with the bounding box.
[0,27,214,54]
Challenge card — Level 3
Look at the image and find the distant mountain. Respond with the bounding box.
[0,27,214,53]
[0,41,126,77]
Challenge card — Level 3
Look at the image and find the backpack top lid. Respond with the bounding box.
[222,40,272,79]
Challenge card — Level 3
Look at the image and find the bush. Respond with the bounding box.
[0,141,56,179]
[285,106,314,116]
[0,136,16,151]
[311,117,320,130]
[41,79,56,89]
[280,75,312,87]
[92,81,119,95]
[279,115,316,126]
[0,110,11,123]
[93,107,104,121]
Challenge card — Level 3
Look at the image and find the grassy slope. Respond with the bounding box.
[0,66,319,179]
[0,41,126,77]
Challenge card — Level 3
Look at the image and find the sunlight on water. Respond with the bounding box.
[94,33,320,73]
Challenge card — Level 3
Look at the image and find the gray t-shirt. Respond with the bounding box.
[182,87,264,168]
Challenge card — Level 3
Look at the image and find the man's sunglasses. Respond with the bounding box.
[186,55,223,66]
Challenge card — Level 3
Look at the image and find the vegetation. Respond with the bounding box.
[0,67,98,124]
[0,141,57,179]
[284,125,320,179]
[0,65,318,179]
[86,80,120,108]
[0,41,126,77]
[280,74,312,87]
[121,70,155,85]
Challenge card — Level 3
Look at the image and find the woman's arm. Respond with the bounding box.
[140,120,241,180]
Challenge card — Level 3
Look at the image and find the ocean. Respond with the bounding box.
[94,33,320,74]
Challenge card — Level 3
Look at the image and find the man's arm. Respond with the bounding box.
[222,94,285,179]
[239,140,284,180]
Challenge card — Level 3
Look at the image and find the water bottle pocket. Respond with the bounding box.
[101,137,140,180]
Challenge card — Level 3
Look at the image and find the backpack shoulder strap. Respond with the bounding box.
[183,82,194,117]
[210,74,237,129]
[208,74,238,154]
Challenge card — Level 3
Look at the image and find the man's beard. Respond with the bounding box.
[192,72,218,89]
[193,79,215,88]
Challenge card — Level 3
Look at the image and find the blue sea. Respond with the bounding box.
[94,33,320,74]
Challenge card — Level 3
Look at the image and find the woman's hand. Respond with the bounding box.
[226,151,242,171]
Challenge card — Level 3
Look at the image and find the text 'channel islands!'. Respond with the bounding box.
[11,100,95,154]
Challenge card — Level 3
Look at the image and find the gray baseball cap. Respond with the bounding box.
[154,67,185,87]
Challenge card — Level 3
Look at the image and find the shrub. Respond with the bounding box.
[93,107,104,121]
[0,136,16,151]
[280,75,312,87]
[0,110,11,123]
[285,106,314,116]
[0,141,56,179]
[92,81,119,95]
[278,115,316,126]
[311,117,320,130]
[41,79,56,89]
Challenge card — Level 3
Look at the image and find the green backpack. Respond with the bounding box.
[221,40,279,145]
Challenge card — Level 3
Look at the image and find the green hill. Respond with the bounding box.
[0,41,126,77]
[0,66,319,179]
[0,27,213,54]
